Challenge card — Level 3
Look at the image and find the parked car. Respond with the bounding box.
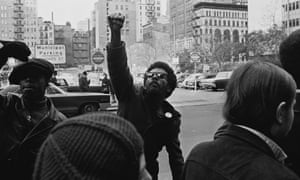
[176,73,190,88]
[0,83,111,117]
[182,73,204,89]
[201,71,233,91]
[182,73,216,89]
[56,77,109,94]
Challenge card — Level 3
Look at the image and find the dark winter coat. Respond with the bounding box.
[107,42,184,180]
[183,124,300,180]
[279,91,300,176]
[0,94,66,180]
[79,74,90,92]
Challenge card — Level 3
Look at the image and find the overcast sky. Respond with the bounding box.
[37,0,282,32]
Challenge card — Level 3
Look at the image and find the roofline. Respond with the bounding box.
[194,2,248,11]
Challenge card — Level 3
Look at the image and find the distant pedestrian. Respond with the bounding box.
[33,113,152,180]
[107,13,184,180]
[279,29,300,176]
[101,73,116,103]
[79,71,90,92]
[0,40,66,180]
[183,61,299,180]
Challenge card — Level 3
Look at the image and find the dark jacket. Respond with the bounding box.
[0,94,66,180]
[107,42,184,180]
[279,91,300,176]
[183,124,300,180]
[79,74,90,92]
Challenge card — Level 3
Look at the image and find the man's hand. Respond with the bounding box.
[108,13,125,32]
[0,40,31,67]
[108,13,125,47]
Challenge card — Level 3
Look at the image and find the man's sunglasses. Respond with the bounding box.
[144,72,168,79]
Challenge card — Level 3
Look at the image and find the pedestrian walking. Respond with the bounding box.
[279,29,300,176]
[79,71,90,92]
[101,73,116,103]
[0,40,66,180]
[33,113,152,180]
[107,13,184,180]
[183,61,299,180]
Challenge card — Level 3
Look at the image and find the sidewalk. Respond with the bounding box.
[106,88,226,111]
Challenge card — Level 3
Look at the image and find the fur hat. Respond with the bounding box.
[9,58,54,84]
[33,113,144,180]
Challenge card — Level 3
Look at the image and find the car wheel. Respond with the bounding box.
[79,103,99,114]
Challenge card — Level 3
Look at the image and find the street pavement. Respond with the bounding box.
[107,88,227,110]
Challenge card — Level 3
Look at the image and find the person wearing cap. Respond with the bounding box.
[0,40,66,180]
[33,112,152,180]
[107,13,184,180]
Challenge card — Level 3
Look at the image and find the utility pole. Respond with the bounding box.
[173,17,176,57]
[88,19,91,65]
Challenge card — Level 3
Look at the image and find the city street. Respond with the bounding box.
[160,88,225,180]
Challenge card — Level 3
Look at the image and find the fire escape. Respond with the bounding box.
[145,1,156,24]
[13,0,25,41]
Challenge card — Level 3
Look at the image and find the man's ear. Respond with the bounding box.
[276,101,287,125]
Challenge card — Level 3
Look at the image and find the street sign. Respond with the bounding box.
[92,52,105,64]
[190,52,200,62]
[35,45,66,64]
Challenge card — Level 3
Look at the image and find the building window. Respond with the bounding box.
[293,2,296,10]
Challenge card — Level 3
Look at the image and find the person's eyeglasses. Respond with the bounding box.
[145,72,168,79]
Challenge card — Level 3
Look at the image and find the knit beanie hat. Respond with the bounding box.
[146,61,177,98]
[33,112,144,180]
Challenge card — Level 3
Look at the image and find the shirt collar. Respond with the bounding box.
[236,125,287,163]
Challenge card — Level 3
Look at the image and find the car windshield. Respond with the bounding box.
[1,1,292,179]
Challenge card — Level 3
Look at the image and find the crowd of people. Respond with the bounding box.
[1,13,300,180]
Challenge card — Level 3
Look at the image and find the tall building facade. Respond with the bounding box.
[192,2,248,49]
[170,0,194,53]
[37,17,54,45]
[0,0,14,41]
[23,0,38,53]
[54,23,74,66]
[13,0,26,41]
[0,0,38,53]
[94,0,136,50]
[282,0,300,35]
[136,0,164,42]
[170,0,247,53]
[72,31,90,65]
[143,21,171,60]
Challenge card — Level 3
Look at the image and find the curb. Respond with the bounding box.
[105,101,223,111]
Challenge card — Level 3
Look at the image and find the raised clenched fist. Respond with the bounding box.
[108,13,125,32]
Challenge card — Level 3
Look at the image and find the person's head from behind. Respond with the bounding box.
[144,61,177,99]
[280,29,300,88]
[33,113,152,180]
[8,58,54,101]
[83,71,87,76]
[223,61,296,139]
